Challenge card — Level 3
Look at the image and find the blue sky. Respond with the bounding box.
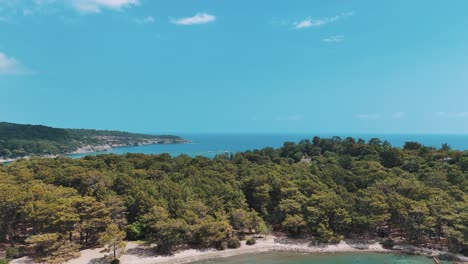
[1,0,468,134]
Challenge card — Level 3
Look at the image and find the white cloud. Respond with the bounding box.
[0,0,140,15]
[135,16,154,24]
[322,35,344,43]
[0,52,31,75]
[392,112,406,119]
[293,11,354,30]
[172,13,216,25]
[71,0,139,13]
[295,20,313,29]
[356,114,380,120]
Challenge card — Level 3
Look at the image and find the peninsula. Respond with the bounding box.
[0,122,187,162]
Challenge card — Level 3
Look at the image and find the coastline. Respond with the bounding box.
[0,154,58,164]
[11,236,467,264]
[131,238,388,264]
[0,140,191,165]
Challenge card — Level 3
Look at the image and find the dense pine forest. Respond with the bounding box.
[0,122,184,159]
[0,137,467,263]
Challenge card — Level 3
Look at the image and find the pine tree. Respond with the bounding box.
[99,224,126,260]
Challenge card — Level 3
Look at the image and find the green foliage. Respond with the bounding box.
[25,233,80,263]
[6,247,23,259]
[403,141,422,151]
[47,242,81,264]
[316,222,335,243]
[230,209,263,233]
[191,218,232,249]
[381,238,395,249]
[99,224,127,260]
[459,157,468,172]
[0,259,10,264]
[26,233,61,261]
[0,122,183,158]
[0,136,467,259]
[215,241,228,250]
[125,222,144,241]
[380,148,403,168]
[227,237,241,249]
[246,237,256,245]
[282,214,307,237]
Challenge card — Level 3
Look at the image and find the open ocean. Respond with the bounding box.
[67,133,468,159]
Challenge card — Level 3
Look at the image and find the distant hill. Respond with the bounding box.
[0,122,185,159]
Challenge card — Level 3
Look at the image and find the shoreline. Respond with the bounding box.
[0,154,58,164]
[11,236,467,264]
[0,140,191,164]
[133,239,389,264]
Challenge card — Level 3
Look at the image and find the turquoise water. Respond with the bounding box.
[191,252,450,264]
[67,133,468,159]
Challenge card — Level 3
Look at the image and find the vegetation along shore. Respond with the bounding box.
[0,137,467,263]
[0,122,188,163]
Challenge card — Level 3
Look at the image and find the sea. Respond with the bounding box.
[67,133,468,159]
[190,252,452,264]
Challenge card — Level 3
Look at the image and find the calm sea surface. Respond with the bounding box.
[67,134,468,159]
[190,252,451,264]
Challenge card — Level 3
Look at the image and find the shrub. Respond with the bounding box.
[238,233,246,241]
[227,237,241,249]
[124,222,144,241]
[0,259,10,264]
[246,237,256,246]
[6,247,23,259]
[438,253,457,261]
[381,239,395,249]
[329,235,343,244]
[215,241,228,250]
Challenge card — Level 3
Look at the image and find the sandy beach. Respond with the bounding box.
[122,237,389,264]
[9,235,468,264]
[8,236,389,264]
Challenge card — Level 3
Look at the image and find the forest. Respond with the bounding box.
[0,136,467,263]
[0,122,184,159]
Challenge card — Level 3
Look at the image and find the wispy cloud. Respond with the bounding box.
[71,0,140,14]
[23,9,34,16]
[135,16,154,24]
[172,13,216,25]
[322,35,344,43]
[0,0,140,15]
[392,112,406,119]
[355,113,380,120]
[436,112,468,118]
[295,20,314,29]
[0,52,32,75]
[293,11,354,30]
